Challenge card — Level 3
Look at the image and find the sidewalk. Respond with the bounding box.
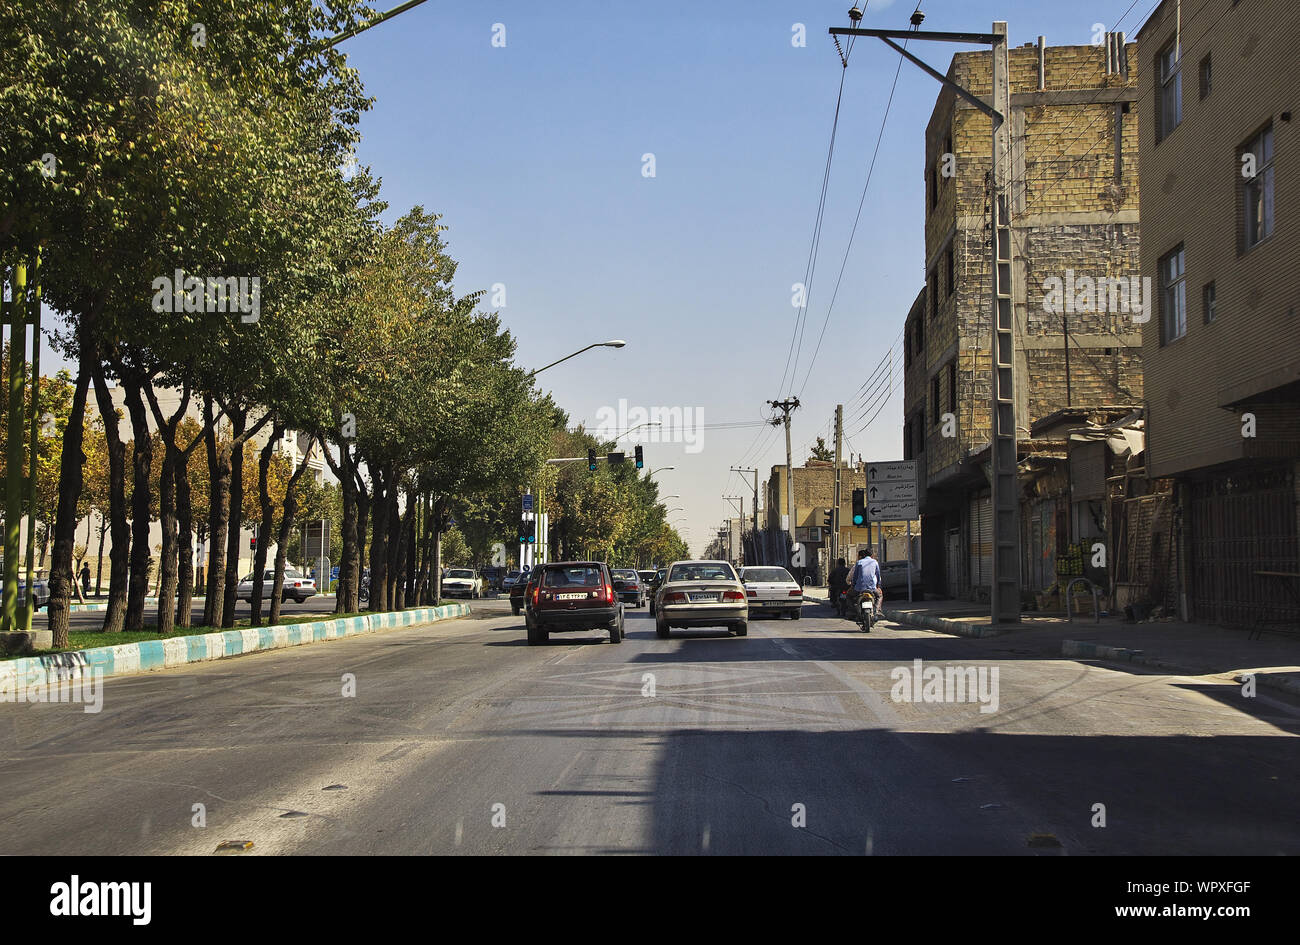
[804,586,1300,699]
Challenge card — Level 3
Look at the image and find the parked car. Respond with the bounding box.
[739,565,804,619]
[524,561,624,645]
[610,568,646,607]
[502,570,525,592]
[654,559,748,638]
[237,569,317,604]
[647,567,668,616]
[442,568,484,599]
[15,575,50,611]
[879,560,923,599]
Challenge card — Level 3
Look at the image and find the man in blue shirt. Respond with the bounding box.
[847,547,882,628]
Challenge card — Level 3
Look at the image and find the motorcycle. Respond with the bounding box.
[856,593,876,632]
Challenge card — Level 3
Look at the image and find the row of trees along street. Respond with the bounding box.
[1,1,687,649]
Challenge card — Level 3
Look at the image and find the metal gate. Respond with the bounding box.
[945,528,961,598]
[1186,464,1298,628]
[968,492,992,592]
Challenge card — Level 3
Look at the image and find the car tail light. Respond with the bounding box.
[664,592,686,603]
[722,590,745,602]
[788,589,802,597]
[602,581,615,604]
[746,590,757,598]
[530,584,539,606]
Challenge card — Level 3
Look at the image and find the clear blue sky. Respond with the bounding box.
[36,0,1152,554]
[339,0,1150,554]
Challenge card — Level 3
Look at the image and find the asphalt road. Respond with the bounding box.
[3,597,1297,855]
[63,593,349,631]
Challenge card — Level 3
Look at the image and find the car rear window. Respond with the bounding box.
[612,570,638,580]
[542,565,604,588]
[742,568,794,583]
[668,563,737,582]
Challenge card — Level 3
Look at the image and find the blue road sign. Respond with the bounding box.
[522,494,534,512]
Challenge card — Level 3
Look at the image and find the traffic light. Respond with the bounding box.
[823,507,834,528]
[851,489,865,526]
[588,448,597,471]
[526,520,536,544]
[249,537,257,551]
[634,445,644,469]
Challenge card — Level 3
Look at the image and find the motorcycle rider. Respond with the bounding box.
[828,557,849,616]
[846,547,882,631]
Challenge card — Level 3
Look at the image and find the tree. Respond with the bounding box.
[809,436,834,463]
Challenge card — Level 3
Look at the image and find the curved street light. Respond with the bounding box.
[646,465,675,480]
[528,339,625,377]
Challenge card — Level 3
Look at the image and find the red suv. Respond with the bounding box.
[524,561,625,645]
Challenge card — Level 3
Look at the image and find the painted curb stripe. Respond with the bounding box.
[0,604,470,688]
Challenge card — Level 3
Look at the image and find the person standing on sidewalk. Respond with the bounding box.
[79,563,91,597]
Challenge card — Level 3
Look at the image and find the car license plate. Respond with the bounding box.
[688,592,718,602]
[556,592,587,601]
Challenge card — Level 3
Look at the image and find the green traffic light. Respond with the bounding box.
[853,514,863,525]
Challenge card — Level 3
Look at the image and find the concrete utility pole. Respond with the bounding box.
[723,496,744,566]
[767,398,800,552]
[833,404,843,564]
[829,17,1019,625]
[730,466,760,563]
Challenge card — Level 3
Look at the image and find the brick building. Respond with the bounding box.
[903,34,1145,600]
[1136,0,1300,627]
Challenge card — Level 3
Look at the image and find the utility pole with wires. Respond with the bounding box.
[833,404,843,564]
[767,398,801,552]
[829,11,1020,626]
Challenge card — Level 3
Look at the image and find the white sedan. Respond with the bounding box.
[654,560,749,638]
[442,568,484,599]
[739,566,804,619]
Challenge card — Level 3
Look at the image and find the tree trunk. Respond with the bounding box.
[392,489,410,610]
[120,378,153,630]
[94,518,106,596]
[323,441,359,614]
[90,360,128,632]
[176,457,194,627]
[202,399,231,628]
[221,416,246,628]
[270,438,315,625]
[385,469,402,608]
[367,465,389,612]
[46,348,92,649]
[249,427,281,626]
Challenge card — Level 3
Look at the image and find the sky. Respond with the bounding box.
[30,0,1158,556]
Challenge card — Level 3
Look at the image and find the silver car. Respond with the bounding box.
[654,559,748,638]
[237,569,317,604]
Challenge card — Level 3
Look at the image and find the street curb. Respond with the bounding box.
[1062,639,1300,698]
[68,596,208,613]
[0,603,471,689]
[882,608,1006,638]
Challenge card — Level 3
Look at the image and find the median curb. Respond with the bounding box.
[0,603,471,689]
[1062,638,1300,698]
[882,608,1006,638]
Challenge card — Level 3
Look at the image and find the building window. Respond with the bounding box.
[1157,39,1181,142]
[1160,244,1186,343]
[929,162,938,211]
[915,314,924,355]
[1203,281,1216,323]
[914,412,925,454]
[904,323,912,367]
[947,361,957,414]
[945,243,955,297]
[903,418,913,460]
[1198,53,1212,99]
[929,268,938,319]
[931,375,941,426]
[1243,125,1275,248]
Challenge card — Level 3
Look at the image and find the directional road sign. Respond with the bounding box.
[865,460,918,521]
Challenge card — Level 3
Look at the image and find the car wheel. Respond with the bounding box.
[655,618,670,639]
[734,621,748,636]
[608,620,623,644]
[790,609,801,620]
[527,621,541,645]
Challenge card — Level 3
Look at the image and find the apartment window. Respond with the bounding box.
[929,268,938,319]
[1243,125,1275,248]
[915,313,924,354]
[1160,244,1186,343]
[904,324,912,367]
[931,375,941,426]
[929,163,938,211]
[1203,281,1216,323]
[1198,53,1212,99]
[914,412,925,454]
[1157,39,1181,142]
[947,361,957,414]
[945,243,955,297]
[903,418,913,460]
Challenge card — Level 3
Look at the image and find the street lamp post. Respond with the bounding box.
[527,340,625,378]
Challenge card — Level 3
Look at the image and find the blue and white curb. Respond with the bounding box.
[882,608,1005,638]
[0,604,470,690]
